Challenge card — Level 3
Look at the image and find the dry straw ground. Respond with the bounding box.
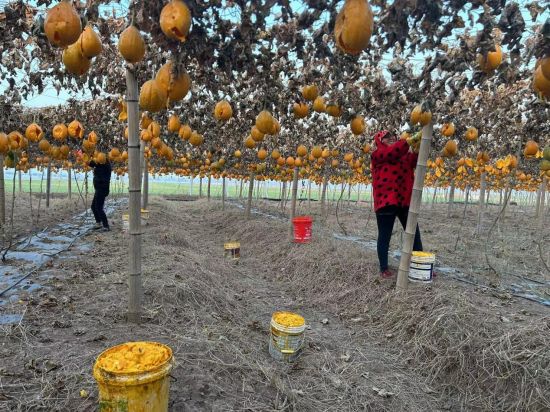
[0,195,549,411]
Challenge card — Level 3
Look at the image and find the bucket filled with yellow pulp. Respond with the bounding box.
[93,341,174,412]
[409,251,436,283]
[224,241,240,261]
[269,311,306,362]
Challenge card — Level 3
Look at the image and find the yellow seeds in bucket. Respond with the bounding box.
[96,342,171,373]
[412,251,434,258]
[272,311,305,327]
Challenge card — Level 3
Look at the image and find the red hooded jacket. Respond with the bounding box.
[371,130,418,212]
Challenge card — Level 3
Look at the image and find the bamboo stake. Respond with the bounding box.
[222,176,226,210]
[207,173,211,202]
[320,175,328,221]
[245,173,255,219]
[307,179,312,211]
[46,161,52,208]
[125,68,142,324]
[290,168,299,236]
[281,181,287,210]
[0,155,4,226]
[537,177,547,240]
[447,179,455,218]
[142,159,149,210]
[476,172,487,235]
[84,170,88,214]
[536,180,544,217]
[396,123,433,290]
[68,167,72,199]
[18,170,22,192]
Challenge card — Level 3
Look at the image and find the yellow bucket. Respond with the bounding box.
[93,342,174,412]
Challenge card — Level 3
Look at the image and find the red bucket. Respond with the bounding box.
[292,216,313,243]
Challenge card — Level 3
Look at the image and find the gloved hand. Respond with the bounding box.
[406,132,421,153]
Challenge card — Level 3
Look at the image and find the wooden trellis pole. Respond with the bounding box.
[125,68,143,323]
[536,180,545,217]
[538,177,547,240]
[68,166,72,199]
[320,175,328,221]
[396,123,433,290]
[476,172,487,235]
[245,173,255,219]
[307,179,312,211]
[46,161,52,208]
[222,176,226,210]
[0,155,4,226]
[142,159,149,210]
[447,179,455,217]
[207,173,212,202]
[290,168,299,236]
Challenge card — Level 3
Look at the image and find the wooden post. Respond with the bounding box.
[46,161,52,208]
[347,181,352,207]
[222,176,226,210]
[142,159,149,210]
[538,177,548,240]
[447,179,455,218]
[396,123,433,290]
[245,174,255,219]
[18,170,22,192]
[207,173,211,202]
[199,176,203,198]
[0,155,4,226]
[290,168,299,236]
[84,170,89,210]
[239,178,243,199]
[357,184,362,205]
[189,175,193,196]
[307,179,312,211]
[68,167,72,199]
[536,180,544,217]
[476,172,487,235]
[320,175,328,221]
[125,68,142,324]
[281,181,287,210]
[317,181,322,202]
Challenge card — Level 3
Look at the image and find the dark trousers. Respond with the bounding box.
[375,206,422,272]
[91,185,109,228]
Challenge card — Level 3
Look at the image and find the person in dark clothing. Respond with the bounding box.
[371,130,423,278]
[89,159,112,231]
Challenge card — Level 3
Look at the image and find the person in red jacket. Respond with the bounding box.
[371,130,423,278]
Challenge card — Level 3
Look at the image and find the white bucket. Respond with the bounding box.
[269,312,306,362]
[409,251,435,283]
[122,214,129,233]
[122,214,146,233]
